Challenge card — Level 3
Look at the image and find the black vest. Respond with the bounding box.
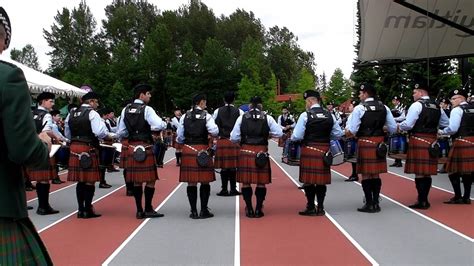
[69,106,98,145]
[357,101,387,137]
[455,103,474,137]
[279,114,294,127]
[184,109,208,145]
[411,99,441,134]
[32,109,48,134]
[303,107,333,144]
[124,103,152,142]
[241,109,269,145]
[215,105,240,138]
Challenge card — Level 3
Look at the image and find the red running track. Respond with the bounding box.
[332,163,474,238]
[26,172,71,201]
[39,161,180,265]
[239,161,371,265]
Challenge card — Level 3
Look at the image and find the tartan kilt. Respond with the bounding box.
[0,218,52,265]
[125,141,158,183]
[278,132,290,147]
[299,143,331,185]
[356,136,387,176]
[236,145,271,185]
[27,157,57,182]
[67,142,100,183]
[214,138,240,169]
[446,136,474,174]
[179,144,215,183]
[405,133,437,176]
[119,139,128,169]
[172,132,183,152]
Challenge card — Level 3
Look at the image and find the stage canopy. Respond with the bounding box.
[358,0,474,62]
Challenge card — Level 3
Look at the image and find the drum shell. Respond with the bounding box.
[329,140,344,165]
[55,146,70,167]
[388,134,408,160]
[99,145,116,167]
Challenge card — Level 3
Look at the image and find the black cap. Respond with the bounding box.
[392,95,401,101]
[50,109,60,116]
[303,90,320,100]
[439,98,450,105]
[413,76,430,91]
[359,83,376,96]
[81,92,99,102]
[37,92,55,102]
[223,91,235,104]
[133,84,152,97]
[0,7,11,49]
[448,88,468,99]
[193,93,207,105]
[351,100,359,106]
[250,96,262,105]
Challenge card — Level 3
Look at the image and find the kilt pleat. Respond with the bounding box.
[179,144,215,183]
[404,133,437,176]
[67,142,100,183]
[236,145,271,185]
[27,157,57,182]
[299,143,331,185]
[125,141,158,183]
[356,136,387,175]
[446,136,474,174]
[119,139,128,169]
[214,138,240,169]
[0,218,51,265]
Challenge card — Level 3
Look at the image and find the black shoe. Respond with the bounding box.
[298,186,304,190]
[77,211,85,218]
[189,210,199,219]
[99,183,112,189]
[27,206,34,210]
[136,211,145,219]
[373,204,381,213]
[254,209,264,218]
[107,167,120,172]
[199,208,214,219]
[462,198,471,204]
[51,178,65,184]
[357,204,376,213]
[245,207,255,218]
[437,169,447,173]
[443,197,463,204]
[216,190,229,196]
[36,206,59,215]
[316,206,326,216]
[82,209,102,219]
[299,207,317,216]
[144,210,164,218]
[229,190,241,196]
[157,164,164,168]
[345,176,359,182]
[126,190,134,197]
[25,186,34,191]
[389,162,402,167]
[408,201,430,209]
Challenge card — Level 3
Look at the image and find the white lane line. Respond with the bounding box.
[102,182,183,266]
[331,169,473,243]
[234,186,241,266]
[270,157,379,266]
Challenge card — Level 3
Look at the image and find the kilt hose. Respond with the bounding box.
[356,136,387,178]
[214,138,240,169]
[446,136,474,174]
[27,157,57,182]
[67,142,100,183]
[119,139,128,169]
[179,144,215,183]
[299,142,331,185]
[237,145,271,185]
[405,133,438,176]
[125,141,158,183]
[0,218,52,265]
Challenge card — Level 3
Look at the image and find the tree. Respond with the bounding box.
[319,72,328,92]
[10,44,42,71]
[324,68,352,105]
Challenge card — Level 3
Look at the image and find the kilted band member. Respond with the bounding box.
[1,7,53,264]
[98,109,113,189]
[291,90,343,216]
[440,88,473,204]
[346,84,397,213]
[399,79,449,209]
[327,101,343,126]
[345,100,359,182]
[277,106,295,156]
[65,92,116,219]
[390,96,406,168]
[177,93,219,219]
[28,92,62,215]
[117,84,166,219]
[213,91,244,196]
[171,108,183,166]
[118,99,134,196]
[230,96,283,218]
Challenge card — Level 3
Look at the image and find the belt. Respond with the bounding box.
[304,146,327,154]
[358,138,378,145]
[411,136,432,145]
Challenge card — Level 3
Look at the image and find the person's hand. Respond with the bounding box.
[38,132,52,152]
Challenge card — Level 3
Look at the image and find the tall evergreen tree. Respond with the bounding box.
[10,44,42,71]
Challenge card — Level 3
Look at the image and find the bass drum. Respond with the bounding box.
[388,134,407,160]
[55,145,70,168]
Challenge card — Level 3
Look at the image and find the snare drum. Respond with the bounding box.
[344,138,357,163]
[437,137,451,164]
[330,139,345,165]
[55,145,70,167]
[282,141,300,166]
[388,134,408,160]
[99,144,116,167]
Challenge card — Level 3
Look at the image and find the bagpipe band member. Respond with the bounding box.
[171,108,183,166]
[390,96,406,167]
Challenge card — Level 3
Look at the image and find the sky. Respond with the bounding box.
[1,0,358,78]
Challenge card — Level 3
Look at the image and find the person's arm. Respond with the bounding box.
[268,116,283,138]
[1,67,48,168]
[290,112,307,141]
[330,114,344,139]
[230,116,243,143]
[384,106,398,134]
[145,106,166,131]
[441,107,462,135]
[399,102,421,131]
[176,115,186,144]
[206,113,219,137]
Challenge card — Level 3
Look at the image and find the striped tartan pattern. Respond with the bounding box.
[172,132,183,152]
[125,141,158,183]
[179,144,215,183]
[299,143,331,185]
[119,139,128,169]
[26,157,57,182]
[0,218,52,266]
[236,145,271,185]
[405,133,438,176]
[67,142,101,183]
[356,136,387,176]
[446,136,474,174]
[214,138,240,169]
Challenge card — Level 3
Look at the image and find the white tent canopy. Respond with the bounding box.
[0,55,87,98]
[358,0,474,62]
